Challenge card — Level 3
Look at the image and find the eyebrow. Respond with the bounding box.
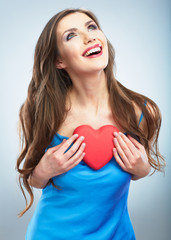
[62,20,94,36]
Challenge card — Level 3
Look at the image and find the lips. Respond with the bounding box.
[82,44,102,57]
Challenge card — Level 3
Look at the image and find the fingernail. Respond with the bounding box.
[113,132,118,137]
[119,132,122,135]
[74,134,79,138]
[80,136,84,141]
[82,143,86,147]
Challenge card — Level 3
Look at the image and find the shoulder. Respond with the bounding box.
[133,100,154,132]
[132,101,142,122]
[133,100,158,138]
[133,99,156,119]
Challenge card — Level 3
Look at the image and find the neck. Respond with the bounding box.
[68,70,110,115]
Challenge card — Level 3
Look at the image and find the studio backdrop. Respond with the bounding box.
[0,0,170,240]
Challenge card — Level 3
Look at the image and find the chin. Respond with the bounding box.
[94,60,108,71]
[87,61,108,73]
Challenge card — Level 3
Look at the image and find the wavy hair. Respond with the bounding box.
[16,8,165,216]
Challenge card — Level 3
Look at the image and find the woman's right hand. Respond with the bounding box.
[28,134,86,189]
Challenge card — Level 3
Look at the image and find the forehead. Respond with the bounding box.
[56,12,93,35]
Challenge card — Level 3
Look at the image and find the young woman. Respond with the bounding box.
[16,8,165,240]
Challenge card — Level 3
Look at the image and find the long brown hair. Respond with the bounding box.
[16,8,165,217]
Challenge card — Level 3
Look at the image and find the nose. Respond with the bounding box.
[83,32,96,44]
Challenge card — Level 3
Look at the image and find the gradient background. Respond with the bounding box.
[0,0,170,239]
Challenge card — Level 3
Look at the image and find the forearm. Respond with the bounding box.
[28,164,50,189]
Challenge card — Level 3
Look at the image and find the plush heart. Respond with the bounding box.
[73,125,119,170]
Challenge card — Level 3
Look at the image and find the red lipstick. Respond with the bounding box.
[82,44,102,57]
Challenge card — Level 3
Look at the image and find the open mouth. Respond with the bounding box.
[83,44,102,57]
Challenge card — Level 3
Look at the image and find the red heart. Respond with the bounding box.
[73,125,119,170]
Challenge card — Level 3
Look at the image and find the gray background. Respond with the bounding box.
[0,0,170,239]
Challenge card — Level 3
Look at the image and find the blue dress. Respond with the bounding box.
[25,130,136,240]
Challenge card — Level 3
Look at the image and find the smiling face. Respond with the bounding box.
[56,12,108,77]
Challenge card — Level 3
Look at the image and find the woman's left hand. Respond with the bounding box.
[113,131,151,180]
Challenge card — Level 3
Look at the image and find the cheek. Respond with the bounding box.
[96,32,108,53]
[101,34,108,49]
[97,30,107,42]
[62,42,80,61]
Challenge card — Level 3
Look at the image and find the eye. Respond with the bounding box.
[66,32,76,41]
[88,24,98,31]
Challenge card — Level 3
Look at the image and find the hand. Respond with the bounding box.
[41,134,86,179]
[29,134,86,188]
[113,132,151,180]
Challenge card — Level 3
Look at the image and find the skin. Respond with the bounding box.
[29,12,151,188]
[56,13,108,81]
[113,132,150,180]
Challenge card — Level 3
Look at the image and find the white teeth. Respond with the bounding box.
[84,47,101,56]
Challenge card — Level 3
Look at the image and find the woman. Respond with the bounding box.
[16,8,165,240]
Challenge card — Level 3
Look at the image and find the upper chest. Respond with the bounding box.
[57,108,125,138]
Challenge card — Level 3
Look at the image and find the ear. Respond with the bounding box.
[55,58,67,69]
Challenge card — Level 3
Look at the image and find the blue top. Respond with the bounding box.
[25,132,137,240]
[25,103,147,239]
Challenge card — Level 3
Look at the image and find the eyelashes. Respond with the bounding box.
[88,24,98,31]
[66,24,98,41]
[66,32,76,41]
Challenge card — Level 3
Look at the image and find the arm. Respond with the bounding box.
[28,135,86,189]
[131,157,151,180]
[113,132,151,180]
[131,101,153,180]
[28,160,50,189]
[28,140,69,189]
[113,101,153,180]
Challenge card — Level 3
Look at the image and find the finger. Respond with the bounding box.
[66,151,86,171]
[59,134,79,154]
[127,134,143,150]
[113,133,133,160]
[113,137,130,167]
[66,142,86,167]
[64,136,85,159]
[113,148,126,171]
[48,139,67,154]
[117,132,138,155]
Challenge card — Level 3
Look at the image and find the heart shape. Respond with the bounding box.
[73,125,119,170]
